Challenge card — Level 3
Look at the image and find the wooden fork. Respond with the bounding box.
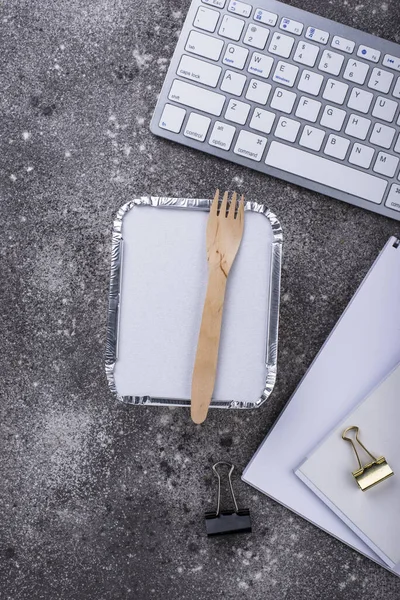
[191,190,245,424]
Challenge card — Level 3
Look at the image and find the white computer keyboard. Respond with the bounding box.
[150,0,400,220]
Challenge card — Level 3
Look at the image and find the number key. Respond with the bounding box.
[318,50,344,76]
[368,68,394,94]
[219,14,245,40]
[243,24,270,50]
[268,32,295,59]
[343,59,369,85]
[293,41,319,67]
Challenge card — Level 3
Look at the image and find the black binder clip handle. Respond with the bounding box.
[205,462,252,537]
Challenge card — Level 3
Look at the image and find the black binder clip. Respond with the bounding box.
[205,462,252,537]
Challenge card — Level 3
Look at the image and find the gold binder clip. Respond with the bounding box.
[342,426,394,491]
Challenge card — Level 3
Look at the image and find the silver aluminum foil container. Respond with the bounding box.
[105,197,283,409]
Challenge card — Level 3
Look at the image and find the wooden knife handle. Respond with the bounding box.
[191,266,227,424]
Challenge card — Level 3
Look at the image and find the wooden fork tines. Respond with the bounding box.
[191,190,245,424]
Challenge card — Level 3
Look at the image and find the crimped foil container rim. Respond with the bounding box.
[105,196,283,409]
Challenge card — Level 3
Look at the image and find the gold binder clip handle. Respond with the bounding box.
[342,426,377,470]
[342,426,394,491]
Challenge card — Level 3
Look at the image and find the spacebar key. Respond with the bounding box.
[168,79,225,117]
[265,142,387,204]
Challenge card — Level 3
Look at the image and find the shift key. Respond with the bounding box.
[168,79,226,116]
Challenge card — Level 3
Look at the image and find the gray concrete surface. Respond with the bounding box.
[1,0,400,598]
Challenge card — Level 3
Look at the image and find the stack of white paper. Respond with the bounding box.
[297,363,400,574]
[243,236,400,576]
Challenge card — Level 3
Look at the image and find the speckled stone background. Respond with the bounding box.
[1,0,400,598]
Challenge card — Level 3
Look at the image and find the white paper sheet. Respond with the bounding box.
[114,205,274,403]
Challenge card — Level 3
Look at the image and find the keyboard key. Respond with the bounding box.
[220,70,247,95]
[320,105,346,131]
[159,103,186,133]
[202,0,226,7]
[275,117,301,142]
[249,108,276,134]
[373,152,399,177]
[295,97,322,122]
[225,98,251,124]
[347,87,373,114]
[393,78,400,99]
[297,70,324,96]
[243,24,270,49]
[228,0,252,17]
[299,126,325,151]
[272,61,299,87]
[385,184,400,211]
[395,134,400,153]
[209,121,236,150]
[357,45,381,63]
[331,36,355,54]
[368,68,394,93]
[345,114,371,140]
[247,52,274,78]
[185,30,224,61]
[348,143,375,169]
[168,79,225,116]
[370,123,396,149]
[184,112,211,141]
[318,50,344,76]
[254,9,278,26]
[222,44,249,69]
[383,55,400,72]
[305,27,329,45]
[280,18,304,36]
[268,32,295,59]
[219,14,245,40]
[293,41,319,67]
[270,87,297,113]
[343,59,369,85]
[324,134,350,160]
[245,79,272,104]
[372,97,398,123]
[322,79,349,105]
[234,130,267,161]
[177,55,221,87]
[194,7,220,32]
[265,142,387,204]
